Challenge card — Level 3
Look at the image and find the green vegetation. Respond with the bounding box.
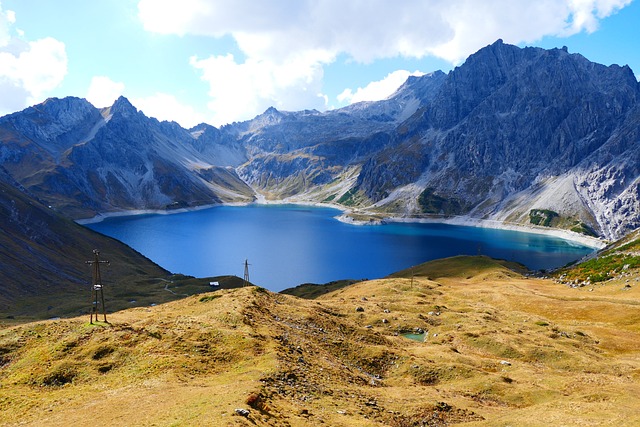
[281,279,360,299]
[555,229,640,283]
[1,274,247,323]
[199,294,222,303]
[560,253,640,283]
[569,221,598,237]
[529,209,559,227]
[417,187,466,216]
[618,238,640,252]
[337,187,365,206]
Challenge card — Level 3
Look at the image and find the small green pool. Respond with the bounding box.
[403,332,426,342]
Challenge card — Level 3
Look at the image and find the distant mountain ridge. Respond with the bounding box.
[1,40,639,240]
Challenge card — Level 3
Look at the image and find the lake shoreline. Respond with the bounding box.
[76,200,606,250]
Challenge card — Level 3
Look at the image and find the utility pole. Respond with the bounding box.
[243,259,251,287]
[86,249,109,324]
[411,265,414,289]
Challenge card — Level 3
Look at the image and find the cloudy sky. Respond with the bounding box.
[0,0,638,127]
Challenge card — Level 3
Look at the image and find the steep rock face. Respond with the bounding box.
[573,105,640,238]
[355,40,640,239]
[339,70,447,123]
[189,123,247,167]
[0,97,103,178]
[235,73,446,196]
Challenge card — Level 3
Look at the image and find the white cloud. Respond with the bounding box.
[338,70,425,104]
[86,76,125,108]
[138,0,633,123]
[132,92,207,128]
[139,0,632,63]
[0,4,67,116]
[0,38,67,106]
[0,5,15,47]
[190,51,329,126]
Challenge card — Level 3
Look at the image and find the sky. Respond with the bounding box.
[0,0,638,128]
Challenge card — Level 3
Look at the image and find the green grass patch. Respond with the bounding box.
[281,280,360,299]
[617,239,640,252]
[199,295,222,303]
[337,188,362,206]
[529,209,559,227]
[570,222,598,237]
[418,188,466,216]
[560,254,640,283]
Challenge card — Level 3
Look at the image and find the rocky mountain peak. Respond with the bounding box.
[109,96,139,118]
[10,96,98,131]
[250,106,286,129]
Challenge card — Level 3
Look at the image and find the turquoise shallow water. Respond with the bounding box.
[85,204,594,292]
[402,333,427,342]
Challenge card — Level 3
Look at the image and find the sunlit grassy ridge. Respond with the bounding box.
[1,255,639,426]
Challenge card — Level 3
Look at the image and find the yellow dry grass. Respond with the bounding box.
[1,256,639,426]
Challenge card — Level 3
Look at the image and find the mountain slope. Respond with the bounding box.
[0,166,180,319]
[0,97,255,218]
[353,40,640,239]
[1,257,638,426]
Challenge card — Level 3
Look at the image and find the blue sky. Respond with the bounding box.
[0,0,638,127]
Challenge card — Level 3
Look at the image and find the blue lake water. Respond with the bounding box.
[85,204,594,292]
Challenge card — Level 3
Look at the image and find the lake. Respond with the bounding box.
[85,204,595,292]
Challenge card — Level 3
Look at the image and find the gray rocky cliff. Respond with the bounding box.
[353,40,640,239]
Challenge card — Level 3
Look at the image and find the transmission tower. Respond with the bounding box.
[86,249,110,324]
[243,259,251,287]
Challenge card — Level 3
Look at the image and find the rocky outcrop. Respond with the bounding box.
[352,40,640,239]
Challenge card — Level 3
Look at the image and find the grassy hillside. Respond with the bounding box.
[554,228,640,285]
[1,256,638,426]
[0,173,250,321]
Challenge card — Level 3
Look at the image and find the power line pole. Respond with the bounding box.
[411,265,414,289]
[243,259,251,287]
[86,249,109,324]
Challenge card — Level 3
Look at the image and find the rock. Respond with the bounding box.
[356,307,365,312]
[234,408,250,417]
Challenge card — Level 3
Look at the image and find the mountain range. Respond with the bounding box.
[2,40,639,242]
